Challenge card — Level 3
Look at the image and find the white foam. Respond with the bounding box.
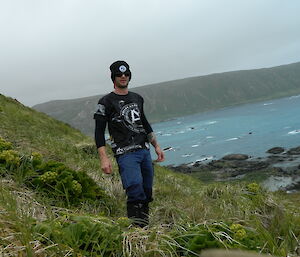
[181,154,193,158]
[225,137,239,141]
[263,102,273,106]
[175,130,185,134]
[206,136,214,139]
[195,156,214,162]
[289,95,300,99]
[191,144,199,148]
[206,121,217,125]
[288,130,300,135]
[187,156,214,166]
[162,133,172,136]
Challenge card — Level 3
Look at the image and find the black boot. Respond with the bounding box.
[127,202,143,227]
[127,202,149,228]
[140,202,149,227]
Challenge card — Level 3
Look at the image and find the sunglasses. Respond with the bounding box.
[115,72,130,77]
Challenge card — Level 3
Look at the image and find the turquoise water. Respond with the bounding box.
[151,95,300,166]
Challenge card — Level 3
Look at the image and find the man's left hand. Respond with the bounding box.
[155,145,165,162]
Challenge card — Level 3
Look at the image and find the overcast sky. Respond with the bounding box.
[1,0,300,107]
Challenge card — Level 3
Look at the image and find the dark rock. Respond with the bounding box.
[267,155,281,159]
[205,159,270,178]
[268,155,286,162]
[244,161,269,171]
[267,155,282,164]
[266,147,285,154]
[224,169,240,177]
[287,146,300,155]
[168,146,300,192]
[209,160,225,168]
[285,181,300,191]
[273,167,284,173]
[193,161,201,167]
[222,154,249,161]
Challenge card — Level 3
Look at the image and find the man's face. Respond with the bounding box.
[114,73,130,88]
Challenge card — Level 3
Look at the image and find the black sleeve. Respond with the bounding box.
[94,119,106,148]
[94,98,108,148]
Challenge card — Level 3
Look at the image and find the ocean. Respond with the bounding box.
[151,95,300,166]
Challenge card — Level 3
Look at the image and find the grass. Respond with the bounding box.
[1,94,300,256]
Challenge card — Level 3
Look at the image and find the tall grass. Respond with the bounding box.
[0,180,39,256]
[1,94,300,256]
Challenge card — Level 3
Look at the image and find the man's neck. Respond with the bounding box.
[114,87,129,95]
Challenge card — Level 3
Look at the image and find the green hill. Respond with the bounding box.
[1,94,300,256]
[33,62,300,136]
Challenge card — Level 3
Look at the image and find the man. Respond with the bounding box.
[94,60,165,227]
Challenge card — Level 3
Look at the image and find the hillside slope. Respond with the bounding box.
[1,94,300,256]
[33,62,300,136]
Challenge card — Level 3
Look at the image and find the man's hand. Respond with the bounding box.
[101,156,113,174]
[154,145,165,162]
[147,133,165,162]
[98,146,113,174]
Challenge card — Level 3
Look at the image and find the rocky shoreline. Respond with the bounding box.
[167,146,300,192]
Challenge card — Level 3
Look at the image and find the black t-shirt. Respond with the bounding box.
[94,91,153,155]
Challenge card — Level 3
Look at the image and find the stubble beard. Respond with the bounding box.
[116,84,128,89]
[115,81,128,89]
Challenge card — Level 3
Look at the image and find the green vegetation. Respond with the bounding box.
[1,94,300,256]
[33,62,300,136]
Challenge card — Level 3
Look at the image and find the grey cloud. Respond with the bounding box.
[0,0,300,106]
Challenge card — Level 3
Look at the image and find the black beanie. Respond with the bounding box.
[110,60,132,82]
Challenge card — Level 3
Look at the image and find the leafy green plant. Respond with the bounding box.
[34,214,124,256]
[171,223,224,256]
[0,137,12,152]
[30,152,43,167]
[228,223,262,251]
[170,221,266,256]
[246,182,261,194]
[0,137,112,211]
[0,149,20,169]
[29,160,111,208]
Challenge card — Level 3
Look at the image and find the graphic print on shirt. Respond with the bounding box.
[118,100,125,109]
[120,103,145,133]
[95,104,106,116]
[111,101,125,123]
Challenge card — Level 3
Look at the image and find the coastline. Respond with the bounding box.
[154,94,300,167]
[166,145,300,192]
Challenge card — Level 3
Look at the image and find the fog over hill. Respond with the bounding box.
[33,62,300,136]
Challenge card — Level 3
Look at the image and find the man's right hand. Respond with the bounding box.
[101,156,113,174]
[98,146,113,174]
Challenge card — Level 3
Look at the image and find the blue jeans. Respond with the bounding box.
[116,149,154,203]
